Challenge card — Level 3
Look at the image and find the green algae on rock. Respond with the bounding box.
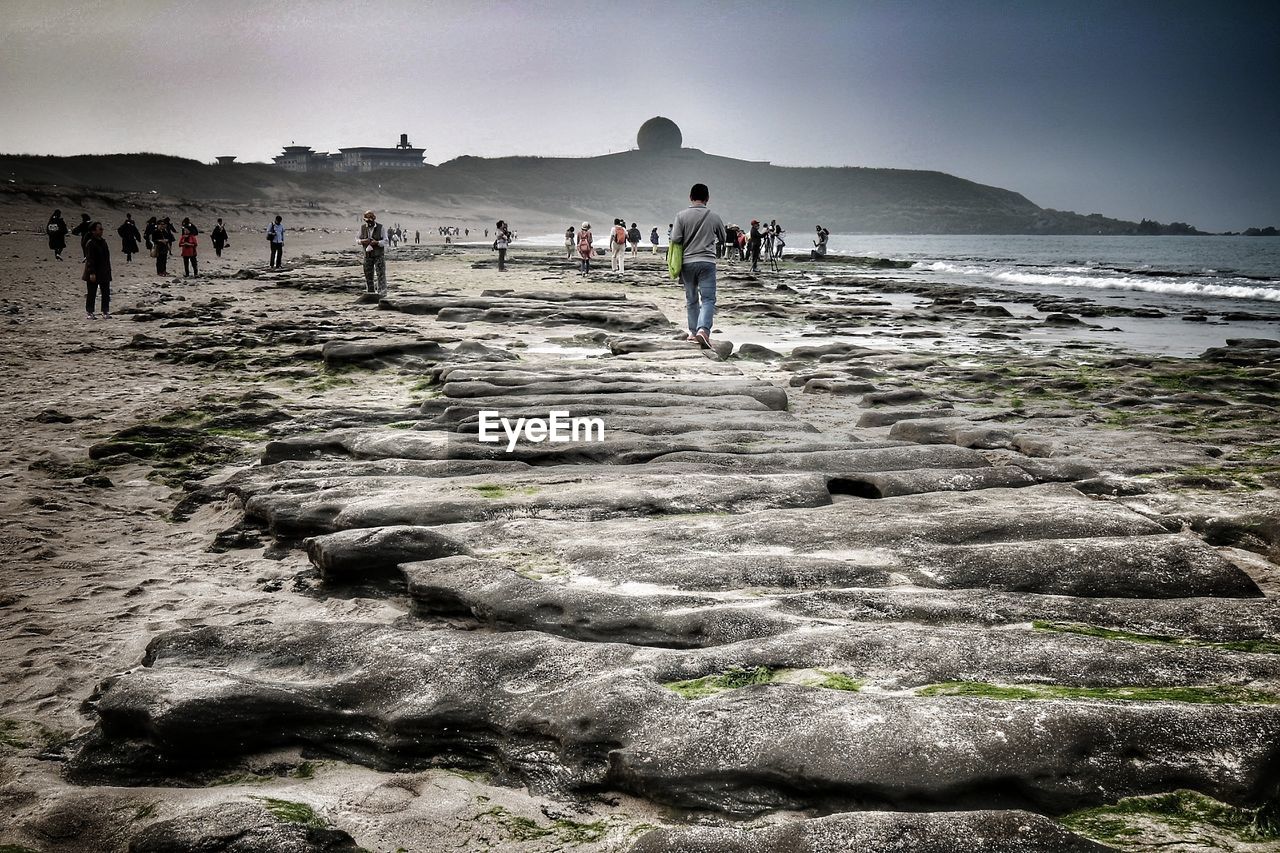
[1061,789,1280,849]
[917,681,1280,704]
[1035,620,1280,655]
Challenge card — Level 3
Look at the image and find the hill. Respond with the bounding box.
[0,149,1192,235]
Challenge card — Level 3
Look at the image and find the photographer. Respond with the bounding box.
[358,210,388,294]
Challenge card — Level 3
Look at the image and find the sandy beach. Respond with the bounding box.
[1,193,1279,853]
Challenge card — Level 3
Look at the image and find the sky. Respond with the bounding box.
[1,0,1277,231]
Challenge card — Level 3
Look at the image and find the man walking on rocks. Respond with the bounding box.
[358,210,388,294]
[670,182,726,349]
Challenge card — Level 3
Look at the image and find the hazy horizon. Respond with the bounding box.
[2,0,1277,231]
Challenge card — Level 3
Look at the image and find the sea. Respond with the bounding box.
[517,232,1280,356]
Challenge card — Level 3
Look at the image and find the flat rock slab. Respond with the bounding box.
[262,427,854,466]
[419,486,1257,599]
[649,445,991,472]
[441,378,789,411]
[70,621,1280,817]
[131,801,364,853]
[400,557,1280,687]
[378,294,671,331]
[244,470,836,535]
[319,338,449,367]
[630,809,1112,853]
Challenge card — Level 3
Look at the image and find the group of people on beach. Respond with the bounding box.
[48,208,233,318]
[562,221,662,274]
[51,187,806,341]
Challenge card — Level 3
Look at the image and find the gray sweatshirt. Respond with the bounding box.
[670,203,726,265]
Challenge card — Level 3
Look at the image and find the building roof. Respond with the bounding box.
[338,147,425,155]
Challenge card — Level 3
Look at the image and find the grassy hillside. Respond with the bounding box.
[0,150,1151,235]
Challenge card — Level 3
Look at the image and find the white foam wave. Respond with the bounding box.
[913,260,1279,302]
[990,270,1280,302]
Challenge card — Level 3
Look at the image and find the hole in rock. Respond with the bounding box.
[826,477,884,500]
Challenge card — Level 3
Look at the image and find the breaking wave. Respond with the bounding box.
[912,261,1280,302]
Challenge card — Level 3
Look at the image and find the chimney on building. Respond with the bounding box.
[397,133,411,149]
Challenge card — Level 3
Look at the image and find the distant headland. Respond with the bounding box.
[0,117,1256,236]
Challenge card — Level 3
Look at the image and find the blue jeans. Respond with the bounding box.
[681,261,716,334]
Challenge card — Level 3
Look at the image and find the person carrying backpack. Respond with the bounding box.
[210,219,230,257]
[47,209,69,260]
[610,219,627,273]
[627,222,642,258]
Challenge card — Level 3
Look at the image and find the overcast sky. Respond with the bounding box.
[2,0,1277,230]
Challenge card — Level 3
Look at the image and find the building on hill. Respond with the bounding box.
[272,134,425,172]
[273,145,331,172]
[215,156,237,165]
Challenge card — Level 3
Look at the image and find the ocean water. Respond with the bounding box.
[821,234,1280,308]
[519,231,1280,355]
[523,232,1280,306]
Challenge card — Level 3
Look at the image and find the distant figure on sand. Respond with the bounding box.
[564,226,576,259]
[358,210,387,294]
[82,222,112,319]
[116,214,141,262]
[627,222,642,258]
[179,226,199,277]
[649,227,659,253]
[267,216,284,268]
[749,220,765,273]
[610,219,627,273]
[211,219,229,257]
[47,209,69,260]
[576,222,593,276]
[494,220,512,271]
[670,182,727,350]
[153,220,172,275]
[143,217,157,251]
[811,225,829,259]
[71,213,93,259]
[414,230,420,245]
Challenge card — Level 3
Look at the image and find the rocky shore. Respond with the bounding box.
[1,228,1279,852]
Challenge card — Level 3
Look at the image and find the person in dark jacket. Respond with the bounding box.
[117,214,142,262]
[153,219,173,275]
[82,222,112,319]
[47,209,69,260]
[210,218,229,257]
[143,216,157,251]
[71,213,93,259]
[748,219,763,273]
